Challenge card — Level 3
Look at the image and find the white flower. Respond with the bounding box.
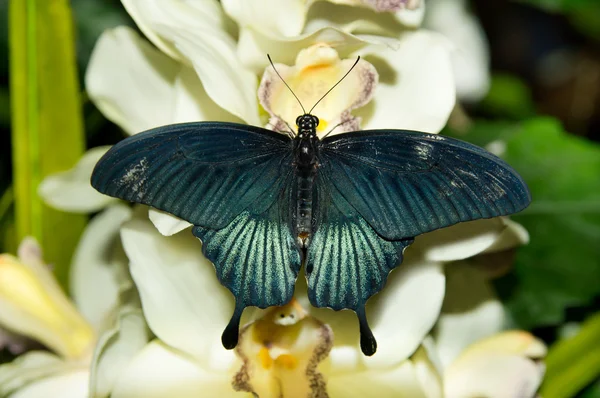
[409,260,546,398]
[0,206,137,397]
[423,0,491,102]
[33,1,523,395]
[87,205,529,397]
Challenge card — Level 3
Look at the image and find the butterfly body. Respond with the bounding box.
[91,117,530,357]
[293,114,321,247]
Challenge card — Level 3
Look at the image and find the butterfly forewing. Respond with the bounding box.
[91,122,292,230]
[318,130,531,241]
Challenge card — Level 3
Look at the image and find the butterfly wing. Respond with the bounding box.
[192,177,301,349]
[306,179,412,355]
[308,129,531,355]
[92,122,293,229]
[92,121,301,349]
[318,130,531,240]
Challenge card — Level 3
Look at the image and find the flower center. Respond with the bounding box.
[233,299,333,398]
[258,44,378,138]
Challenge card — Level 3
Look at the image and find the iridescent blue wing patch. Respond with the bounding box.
[306,179,412,355]
[193,175,301,349]
[91,122,292,229]
[319,130,531,240]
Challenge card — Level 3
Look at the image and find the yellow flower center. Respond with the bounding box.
[233,299,333,398]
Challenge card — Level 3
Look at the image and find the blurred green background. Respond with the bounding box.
[0,0,599,396]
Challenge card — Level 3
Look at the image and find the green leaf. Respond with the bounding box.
[480,74,536,119]
[450,117,600,328]
[541,312,600,398]
[9,0,87,289]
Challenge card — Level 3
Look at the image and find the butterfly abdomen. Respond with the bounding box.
[296,164,317,248]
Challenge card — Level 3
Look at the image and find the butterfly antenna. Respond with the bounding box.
[308,56,361,115]
[322,119,350,139]
[267,54,306,114]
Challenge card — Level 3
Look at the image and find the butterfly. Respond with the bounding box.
[91,57,530,356]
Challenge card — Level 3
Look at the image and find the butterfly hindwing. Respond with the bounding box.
[305,178,413,355]
[91,122,292,229]
[193,176,301,349]
[318,130,531,240]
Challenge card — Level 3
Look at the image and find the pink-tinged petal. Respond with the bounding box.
[327,0,421,12]
[259,44,377,137]
[234,300,332,397]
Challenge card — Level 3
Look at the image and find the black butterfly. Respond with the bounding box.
[91,59,530,356]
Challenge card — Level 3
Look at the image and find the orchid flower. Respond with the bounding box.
[28,0,532,395]
[94,206,529,397]
[0,204,141,397]
[413,261,547,397]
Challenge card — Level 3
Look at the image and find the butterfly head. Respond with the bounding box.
[296,114,319,137]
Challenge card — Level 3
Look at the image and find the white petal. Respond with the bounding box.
[327,359,428,398]
[120,216,236,370]
[157,26,260,125]
[121,0,260,125]
[304,1,420,37]
[10,370,89,398]
[70,204,132,330]
[366,257,445,367]
[90,305,150,398]
[38,147,115,213]
[358,30,455,133]
[395,1,426,27]
[412,218,505,262]
[0,351,80,396]
[121,0,228,61]
[171,66,242,124]
[434,262,504,368]
[411,341,443,398]
[112,340,238,398]
[308,257,445,369]
[424,0,490,102]
[444,354,543,398]
[148,209,192,236]
[222,0,308,37]
[483,218,530,253]
[236,25,384,74]
[86,27,179,135]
